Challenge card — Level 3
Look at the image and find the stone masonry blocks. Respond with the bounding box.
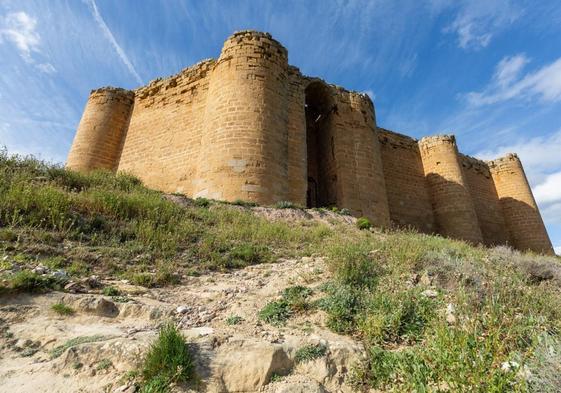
[66,30,554,254]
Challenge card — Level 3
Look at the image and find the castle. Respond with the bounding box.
[67,31,553,255]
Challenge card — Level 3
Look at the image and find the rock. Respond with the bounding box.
[176,305,190,314]
[446,303,456,325]
[85,275,101,288]
[211,340,293,392]
[65,281,87,294]
[77,297,119,317]
[421,289,438,298]
[51,270,68,280]
[33,265,48,275]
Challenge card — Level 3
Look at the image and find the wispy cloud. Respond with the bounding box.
[465,54,561,106]
[85,0,143,85]
[0,11,39,61]
[444,0,522,50]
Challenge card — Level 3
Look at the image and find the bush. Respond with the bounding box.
[225,315,243,325]
[356,217,372,230]
[102,286,121,296]
[231,199,257,207]
[259,300,292,326]
[194,197,210,207]
[294,344,327,364]
[274,201,302,209]
[282,285,313,312]
[51,302,75,316]
[140,323,194,392]
[6,270,64,293]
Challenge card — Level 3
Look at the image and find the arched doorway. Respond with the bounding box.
[305,82,338,208]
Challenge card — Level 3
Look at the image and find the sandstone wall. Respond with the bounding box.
[117,60,214,194]
[377,128,434,233]
[489,154,554,254]
[192,31,289,204]
[67,88,134,172]
[419,135,483,244]
[66,30,553,254]
[459,154,509,246]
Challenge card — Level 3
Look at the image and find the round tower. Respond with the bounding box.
[488,154,553,254]
[419,135,483,244]
[67,87,134,172]
[348,91,390,226]
[194,31,289,204]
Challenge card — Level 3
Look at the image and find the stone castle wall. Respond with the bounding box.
[66,30,553,254]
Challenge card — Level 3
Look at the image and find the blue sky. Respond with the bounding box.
[0,0,560,254]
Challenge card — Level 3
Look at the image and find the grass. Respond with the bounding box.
[225,315,243,325]
[140,323,194,392]
[51,302,75,316]
[1,150,561,391]
[294,344,327,364]
[259,285,314,326]
[50,335,111,359]
[0,150,331,291]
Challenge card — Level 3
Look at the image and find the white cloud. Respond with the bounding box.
[476,129,561,230]
[36,62,56,74]
[363,90,376,101]
[0,11,40,61]
[555,246,561,256]
[85,0,143,85]
[444,0,522,50]
[466,55,561,106]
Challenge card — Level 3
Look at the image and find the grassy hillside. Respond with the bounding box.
[1,149,560,391]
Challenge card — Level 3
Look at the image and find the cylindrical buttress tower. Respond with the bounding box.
[419,135,483,244]
[67,87,134,172]
[488,154,554,255]
[194,31,289,204]
[348,92,390,226]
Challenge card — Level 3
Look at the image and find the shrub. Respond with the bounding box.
[274,201,302,209]
[194,197,210,207]
[259,300,292,326]
[356,217,372,230]
[225,315,243,325]
[319,284,364,334]
[51,302,75,316]
[140,323,194,392]
[294,344,327,364]
[102,286,121,296]
[7,270,64,293]
[282,285,313,312]
[232,199,257,207]
[131,273,155,288]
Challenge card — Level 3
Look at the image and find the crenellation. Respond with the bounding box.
[67,30,553,254]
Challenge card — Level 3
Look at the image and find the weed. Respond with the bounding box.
[194,197,210,207]
[96,359,113,371]
[50,335,111,359]
[294,344,327,364]
[51,302,75,316]
[140,323,194,392]
[231,199,257,207]
[131,273,155,288]
[225,315,243,325]
[5,270,64,293]
[356,217,371,230]
[282,285,313,312]
[259,300,292,326]
[102,286,121,296]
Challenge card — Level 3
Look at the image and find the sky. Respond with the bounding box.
[0,0,560,254]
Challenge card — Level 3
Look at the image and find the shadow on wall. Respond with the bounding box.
[500,197,554,255]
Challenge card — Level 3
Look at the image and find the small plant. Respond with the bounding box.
[194,197,210,207]
[140,323,194,392]
[258,300,292,326]
[96,359,113,371]
[294,343,327,364]
[274,201,302,209]
[50,335,110,359]
[131,273,155,288]
[339,208,351,216]
[51,302,75,316]
[232,199,258,207]
[356,217,372,230]
[282,285,313,312]
[225,315,243,325]
[102,286,121,296]
[269,373,285,383]
[0,229,18,242]
[7,270,63,293]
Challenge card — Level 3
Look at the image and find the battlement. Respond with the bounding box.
[67,30,553,255]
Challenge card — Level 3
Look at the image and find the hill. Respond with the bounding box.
[0,149,560,392]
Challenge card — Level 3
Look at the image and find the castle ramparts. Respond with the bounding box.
[67,30,554,255]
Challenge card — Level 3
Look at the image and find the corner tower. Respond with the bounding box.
[489,154,554,255]
[419,135,483,244]
[67,87,134,171]
[193,31,290,204]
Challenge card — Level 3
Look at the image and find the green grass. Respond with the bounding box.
[102,286,121,296]
[294,344,327,364]
[1,150,561,391]
[140,323,194,392]
[225,315,243,325]
[50,335,111,359]
[356,217,372,230]
[51,302,75,316]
